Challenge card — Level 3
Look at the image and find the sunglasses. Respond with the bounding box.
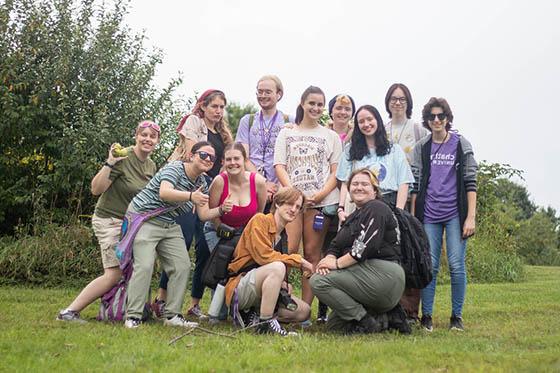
[196,151,216,163]
[137,120,161,133]
[427,113,447,121]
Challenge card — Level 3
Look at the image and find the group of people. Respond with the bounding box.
[57,76,478,337]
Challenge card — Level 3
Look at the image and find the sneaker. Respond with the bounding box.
[300,319,313,328]
[124,317,141,329]
[150,298,165,319]
[421,315,433,332]
[317,302,329,324]
[387,304,412,334]
[164,314,199,328]
[187,304,209,321]
[449,315,464,331]
[56,309,87,324]
[231,307,259,328]
[256,318,298,337]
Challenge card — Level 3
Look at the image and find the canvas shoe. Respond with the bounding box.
[256,318,298,337]
[56,309,87,324]
[317,302,329,324]
[124,317,141,329]
[449,315,464,331]
[164,314,199,328]
[187,304,209,321]
[421,315,433,332]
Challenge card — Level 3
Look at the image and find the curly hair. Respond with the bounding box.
[421,97,454,131]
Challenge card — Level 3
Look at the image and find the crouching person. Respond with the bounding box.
[310,169,410,334]
[224,187,314,336]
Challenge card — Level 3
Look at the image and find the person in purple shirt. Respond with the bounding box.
[235,75,294,210]
[410,97,477,332]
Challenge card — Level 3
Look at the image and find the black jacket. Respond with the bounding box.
[326,199,401,262]
[411,134,477,228]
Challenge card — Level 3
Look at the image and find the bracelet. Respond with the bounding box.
[218,206,224,216]
[188,192,192,202]
[336,259,340,270]
[337,206,344,212]
[103,161,114,169]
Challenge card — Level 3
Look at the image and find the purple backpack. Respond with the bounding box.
[97,206,176,321]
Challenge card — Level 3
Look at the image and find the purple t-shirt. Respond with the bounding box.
[235,110,293,183]
[424,132,459,223]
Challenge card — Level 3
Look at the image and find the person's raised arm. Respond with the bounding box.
[91,144,127,196]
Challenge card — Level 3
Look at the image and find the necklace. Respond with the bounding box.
[390,119,409,145]
[431,131,449,159]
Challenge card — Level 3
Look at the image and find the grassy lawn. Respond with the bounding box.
[1,266,559,372]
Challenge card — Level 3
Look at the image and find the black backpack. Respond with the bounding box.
[202,225,243,290]
[391,207,433,289]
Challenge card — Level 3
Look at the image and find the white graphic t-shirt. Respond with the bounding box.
[274,125,342,207]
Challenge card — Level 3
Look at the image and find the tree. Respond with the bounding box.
[0,0,183,234]
[225,101,257,137]
[495,179,537,220]
[516,210,560,266]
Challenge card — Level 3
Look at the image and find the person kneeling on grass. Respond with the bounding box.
[224,187,314,336]
[310,168,410,335]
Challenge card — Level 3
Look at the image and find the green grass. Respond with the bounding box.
[1,266,559,372]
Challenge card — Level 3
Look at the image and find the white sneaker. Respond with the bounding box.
[56,309,87,324]
[124,318,141,329]
[164,314,199,328]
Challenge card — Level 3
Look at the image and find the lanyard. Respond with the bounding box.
[258,111,279,174]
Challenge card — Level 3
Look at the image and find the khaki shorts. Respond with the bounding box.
[91,214,123,269]
[236,268,260,310]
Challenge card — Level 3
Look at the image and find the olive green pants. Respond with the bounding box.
[310,259,405,331]
[126,219,190,320]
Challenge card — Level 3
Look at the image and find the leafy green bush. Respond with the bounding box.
[0,0,184,234]
[0,222,100,287]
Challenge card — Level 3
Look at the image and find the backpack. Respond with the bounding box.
[391,206,433,289]
[97,206,176,321]
[202,226,243,290]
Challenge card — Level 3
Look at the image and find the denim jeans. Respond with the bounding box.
[421,216,467,317]
[158,210,210,300]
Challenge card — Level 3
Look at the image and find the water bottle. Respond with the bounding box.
[208,282,226,322]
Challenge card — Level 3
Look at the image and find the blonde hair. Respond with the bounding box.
[347,168,382,199]
[271,187,305,213]
[257,75,284,100]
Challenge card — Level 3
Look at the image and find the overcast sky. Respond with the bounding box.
[126,0,560,211]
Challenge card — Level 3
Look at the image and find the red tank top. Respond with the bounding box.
[219,172,258,228]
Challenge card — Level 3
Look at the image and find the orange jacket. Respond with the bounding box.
[225,213,302,306]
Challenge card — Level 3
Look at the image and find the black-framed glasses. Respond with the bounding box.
[390,96,407,104]
[428,113,447,121]
[196,151,216,163]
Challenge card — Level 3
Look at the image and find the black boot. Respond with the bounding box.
[387,304,412,334]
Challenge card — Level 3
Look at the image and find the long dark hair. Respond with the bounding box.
[349,105,392,161]
[295,85,325,124]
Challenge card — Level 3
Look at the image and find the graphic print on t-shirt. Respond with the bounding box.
[286,135,328,194]
[369,163,387,182]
